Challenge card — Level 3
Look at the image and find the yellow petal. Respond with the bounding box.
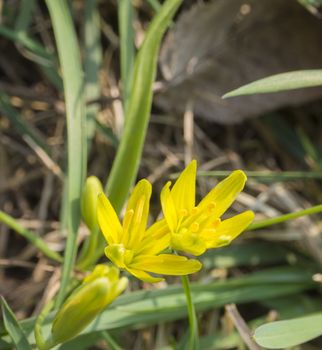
[171,160,196,213]
[198,170,247,218]
[97,193,122,244]
[138,231,170,256]
[130,254,202,275]
[206,210,254,248]
[161,181,178,232]
[126,267,164,283]
[137,219,170,255]
[124,179,152,247]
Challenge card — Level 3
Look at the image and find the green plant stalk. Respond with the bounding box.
[34,301,56,350]
[118,0,135,114]
[181,275,199,350]
[248,204,322,231]
[0,210,62,262]
[45,0,87,307]
[100,330,123,350]
[106,0,183,214]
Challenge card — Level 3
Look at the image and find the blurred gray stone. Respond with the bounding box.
[156,0,322,124]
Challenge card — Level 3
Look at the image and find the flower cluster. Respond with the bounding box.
[97,160,254,283]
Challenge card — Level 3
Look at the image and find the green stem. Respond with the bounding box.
[248,204,322,231]
[181,275,199,350]
[34,301,57,350]
[101,330,123,350]
[0,210,62,262]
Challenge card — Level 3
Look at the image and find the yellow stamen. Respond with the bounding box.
[213,218,221,228]
[190,222,199,233]
[207,201,216,213]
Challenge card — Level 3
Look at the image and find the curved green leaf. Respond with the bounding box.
[254,312,322,349]
[1,297,32,350]
[223,70,322,97]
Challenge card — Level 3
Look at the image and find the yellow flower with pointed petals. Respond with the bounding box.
[160,160,254,256]
[97,179,202,283]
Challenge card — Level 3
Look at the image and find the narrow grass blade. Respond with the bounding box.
[0,95,51,156]
[118,0,135,114]
[145,0,162,11]
[0,7,62,89]
[84,0,103,148]
[254,312,322,349]
[248,204,322,231]
[0,210,62,262]
[14,0,36,33]
[45,0,87,307]
[0,25,53,65]
[194,170,322,182]
[1,297,32,350]
[223,70,322,97]
[106,0,183,214]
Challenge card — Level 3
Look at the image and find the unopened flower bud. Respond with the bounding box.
[51,265,128,344]
[81,176,103,231]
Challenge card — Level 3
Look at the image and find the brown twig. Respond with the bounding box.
[225,304,262,350]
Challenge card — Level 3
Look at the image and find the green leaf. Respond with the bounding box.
[0,210,62,262]
[223,70,322,97]
[12,267,315,346]
[1,297,32,350]
[106,0,183,214]
[45,0,87,307]
[84,0,103,148]
[118,0,135,114]
[254,312,322,349]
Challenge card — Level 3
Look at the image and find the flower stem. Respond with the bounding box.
[248,204,322,231]
[34,301,56,350]
[181,275,199,350]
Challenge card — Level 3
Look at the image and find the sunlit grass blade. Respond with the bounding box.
[106,0,183,214]
[0,210,62,262]
[223,70,322,97]
[118,0,135,114]
[248,204,322,231]
[84,0,103,148]
[45,0,87,307]
[193,170,322,182]
[254,312,322,349]
[1,297,32,350]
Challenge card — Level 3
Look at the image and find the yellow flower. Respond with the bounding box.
[97,179,202,283]
[160,160,254,256]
